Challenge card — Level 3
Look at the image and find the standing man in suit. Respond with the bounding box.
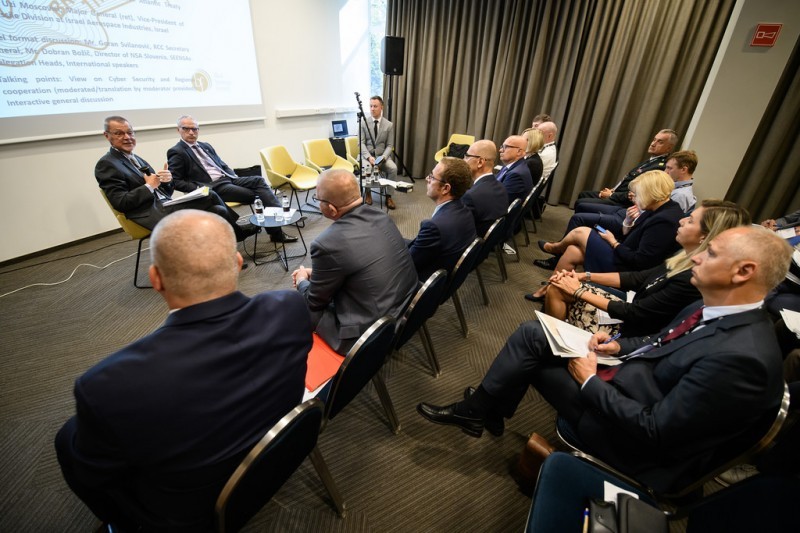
[496,134,533,206]
[418,225,789,493]
[462,140,509,237]
[408,157,477,281]
[95,116,255,239]
[575,129,677,210]
[167,115,296,243]
[292,169,418,354]
[55,210,311,531]
[360,95,398,209]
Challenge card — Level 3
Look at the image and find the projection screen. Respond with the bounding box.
[0,0,263,144]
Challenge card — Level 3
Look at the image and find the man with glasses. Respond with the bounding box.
[462,140,509,237]
[167,115,295,243]
[407,158,476,281]
[292,169,417,354]
[95,116,256,240]
[497,135,533,206]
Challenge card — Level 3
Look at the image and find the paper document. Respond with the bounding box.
[535,311,623,366]
[597,290,635,325]
[777,228,797,239]
[377,178,413,191]
[162,186,209,206]
[780,309,800,339]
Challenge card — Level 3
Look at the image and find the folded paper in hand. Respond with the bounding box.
[162,186,210,206]
[535,311,622,366]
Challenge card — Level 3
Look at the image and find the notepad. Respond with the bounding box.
[305,333,345,391]
[534,311,622,366]
[161,186,210,206]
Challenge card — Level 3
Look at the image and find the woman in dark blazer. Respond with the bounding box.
[543,200,750,336]
[522,127,544,185]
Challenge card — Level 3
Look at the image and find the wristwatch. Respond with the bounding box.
[585,271,592,282]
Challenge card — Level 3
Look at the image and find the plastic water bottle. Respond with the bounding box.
[253,196,264,222]
[282,193,290,217]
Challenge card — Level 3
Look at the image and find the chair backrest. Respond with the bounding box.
[477,216,507,264]
[503,198,523,238]
[260,146,297,186]
[394,270,448,350]
[324,316,397,422]
[441,238,484,304]
[215,399,324,533]
[98,189,151,240]
[447,133,475,147]
[345,136,360,159]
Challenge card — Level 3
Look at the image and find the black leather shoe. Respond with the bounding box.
[236,224,260,241]
[533,257,558,270]
[463,387,504,436]
[524,293,545,303]
[417,402,484,438]
[271,232,298,243]
[537,240,555,255]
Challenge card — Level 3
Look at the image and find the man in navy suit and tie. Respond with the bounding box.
[167,115,296,242]
[496,134,533,206]
[461,139,509,237]
[55,209,311,531]
[408,157,477,281]
[95,116,256,240]
[418,226,789,494]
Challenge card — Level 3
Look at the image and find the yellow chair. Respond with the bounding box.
[259,145,320,215]
[302,139,355,174]
[344,136,360,170]
[434,133,475,162]
[98,189,152,289]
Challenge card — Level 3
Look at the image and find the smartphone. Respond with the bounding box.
[594,224,607,234]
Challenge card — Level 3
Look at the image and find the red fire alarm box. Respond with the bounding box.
[751,24,782,47]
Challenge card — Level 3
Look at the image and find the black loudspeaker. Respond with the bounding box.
[381,36,405,76]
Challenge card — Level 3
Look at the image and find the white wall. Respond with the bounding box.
[0,0,370,263]
[686,0,800,201]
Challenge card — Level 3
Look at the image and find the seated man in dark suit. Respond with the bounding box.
[575,129,677,210]
[462,140,509,237]
[496,134,533,206]
[55,210,311,532]
[418,226,789,493]
[292,169,418,354]
[168,115,296,243]
[408,157,477,281]
[95,115,257,240]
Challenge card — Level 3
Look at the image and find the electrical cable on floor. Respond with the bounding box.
[0,247,148,299]
[0,238,132,276]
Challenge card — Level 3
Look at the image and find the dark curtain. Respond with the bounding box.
[726,35,800,222]
[385,0,734,205]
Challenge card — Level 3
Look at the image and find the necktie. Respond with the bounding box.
[192,145,226,180]
[496,166,508,182]
[373,120,379,138]
[597,307,704,382]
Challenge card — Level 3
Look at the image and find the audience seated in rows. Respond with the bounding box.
[407,157,477,281]
[529,171,684,300]
[55,210,311,531]
[543,200,750,337]
[418,225,791,494]
[575,129,677,210]
[292,169,418,354]
[461,140,509,237]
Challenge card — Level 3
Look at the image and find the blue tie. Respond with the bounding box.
[496,166,508,182]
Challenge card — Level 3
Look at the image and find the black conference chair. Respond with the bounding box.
[502,198,523,262]
[214,399,345,532]
[394,269,449,377]
[555,382,791,508]
[323,316,400,434]
[526,162,558,234]
[474,216,509,303]
[440,238,484,337]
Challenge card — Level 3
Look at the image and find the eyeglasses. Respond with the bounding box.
[426,173,448,185]
[312,194,360,209]
[500,144,524,151]
[180,126,199,132]
[107,130,135,138]
[464,153,484,160]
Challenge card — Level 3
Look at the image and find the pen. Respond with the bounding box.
[582,507,589,533]
[602,333,622,344]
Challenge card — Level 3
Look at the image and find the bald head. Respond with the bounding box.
[465,140,497,178]
[150,210,240,304]
[316,169,362,219]
[537,121,557,143]
[499,135,527,166]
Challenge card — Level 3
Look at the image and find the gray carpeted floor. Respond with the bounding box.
[0,184,624,532]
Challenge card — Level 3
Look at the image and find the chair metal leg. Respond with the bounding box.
[417,326,440,377]
[371,374,401,434]
[133,237,152,289]
[476,268,489,306]
[421,324,440,377]
[308,446,347,518]
[494,245,508,282]
[452,291,468,337]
